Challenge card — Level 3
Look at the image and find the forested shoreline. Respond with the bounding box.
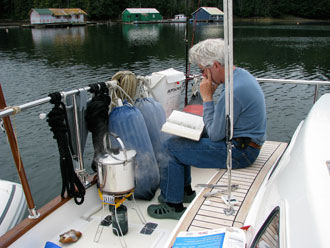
[1,0,330,22]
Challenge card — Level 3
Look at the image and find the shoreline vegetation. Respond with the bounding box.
[1,16,330,28]
[235,15,330,25]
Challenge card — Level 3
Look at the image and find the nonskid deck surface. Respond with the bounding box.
[7,141,286,248]
[44,167,218,248]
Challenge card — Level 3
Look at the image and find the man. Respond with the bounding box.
[147,38,267,220]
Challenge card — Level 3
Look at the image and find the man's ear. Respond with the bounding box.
[214,61,222,70]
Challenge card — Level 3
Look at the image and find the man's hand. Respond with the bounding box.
[200,68,218,102]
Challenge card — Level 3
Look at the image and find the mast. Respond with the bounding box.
[223,0,235,215]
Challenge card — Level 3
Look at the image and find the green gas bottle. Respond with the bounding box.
[111,204,128,236]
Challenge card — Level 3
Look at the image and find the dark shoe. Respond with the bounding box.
[147,203,186,220]
[158,191,196,204]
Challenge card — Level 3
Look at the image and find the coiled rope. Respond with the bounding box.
[111,71,137,106]
[47,92,85,205]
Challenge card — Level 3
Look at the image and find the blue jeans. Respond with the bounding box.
[159,136,260,203]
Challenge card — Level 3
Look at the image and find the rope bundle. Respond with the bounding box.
[47,92,85,205]
[111,71,138,106]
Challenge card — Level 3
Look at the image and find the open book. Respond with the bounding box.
[161,110,204,141]
[172,228,246,248]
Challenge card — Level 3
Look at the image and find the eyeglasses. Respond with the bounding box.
[199,64,214,74]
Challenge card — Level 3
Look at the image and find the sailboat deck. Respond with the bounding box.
[168,141,287,246]
[1,141,287,248]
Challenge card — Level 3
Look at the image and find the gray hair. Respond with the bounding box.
[189,38,225,67]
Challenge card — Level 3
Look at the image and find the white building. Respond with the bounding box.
[173,14,187,21]
[29,8,87,25]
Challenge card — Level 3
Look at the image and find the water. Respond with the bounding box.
[0,22,330,210]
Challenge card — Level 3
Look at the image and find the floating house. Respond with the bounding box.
[191,7,224,22]
[122,8,162,23]
[29,8,87,25]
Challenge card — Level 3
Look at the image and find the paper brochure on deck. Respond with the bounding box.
[161,110,204,141]
[172,227,246,248]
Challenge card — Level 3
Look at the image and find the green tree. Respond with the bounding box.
[1,0,330,21]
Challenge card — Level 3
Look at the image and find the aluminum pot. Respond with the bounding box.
[97,132,136,195]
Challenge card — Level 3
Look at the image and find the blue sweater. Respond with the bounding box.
[203,67,267,145]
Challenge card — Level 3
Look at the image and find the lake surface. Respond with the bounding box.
[1,22,330,210]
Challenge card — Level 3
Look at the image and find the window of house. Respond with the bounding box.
[251,207,280,248]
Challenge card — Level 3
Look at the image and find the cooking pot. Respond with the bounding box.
[97,132,136,195]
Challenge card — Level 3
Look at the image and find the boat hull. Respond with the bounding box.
[0,180,27,236]
[245,93,330,247]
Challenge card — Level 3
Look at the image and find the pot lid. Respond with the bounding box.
[99,149,136,165]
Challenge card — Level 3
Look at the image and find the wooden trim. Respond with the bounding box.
[0,84,36,211]
[234,142,287,223]
[173,170,226,235]
[0,195,70,247]
[0,174,97,247]
[168,141,287,247]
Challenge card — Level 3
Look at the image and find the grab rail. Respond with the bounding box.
[256,78,330,103]
[256,78,330,85]
[1,78,330,119]
[0,80,114,219]
[0,86,91,118]
[0,80,120,118]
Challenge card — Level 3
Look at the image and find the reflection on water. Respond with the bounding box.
[122,24,159,45]
[32,27,86,46]
[0,23,330,210]
[194,22,224,40]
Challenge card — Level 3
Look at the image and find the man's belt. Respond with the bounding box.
[233,137,261,149]
[248,141,262,149]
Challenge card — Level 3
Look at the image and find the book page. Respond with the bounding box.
[168,110,204,130]
[161,110,204,141]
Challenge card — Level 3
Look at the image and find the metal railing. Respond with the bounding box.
[1,78,330,119]
[256,78,330,104]
[1,77,330,219]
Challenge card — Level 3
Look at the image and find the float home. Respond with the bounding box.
[29,8,87,25]
[191,7,224,22]
[122,8,162,23]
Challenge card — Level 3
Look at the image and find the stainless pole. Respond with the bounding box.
[313,84,319,103]
[0,81,118,119]
[223,0,235,216]
[72,95,88,185]
[0,86,90,118]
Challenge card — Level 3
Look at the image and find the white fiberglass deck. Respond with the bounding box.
[67,141,286,248]
[15,165,218,248]
[5,141,287,248]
